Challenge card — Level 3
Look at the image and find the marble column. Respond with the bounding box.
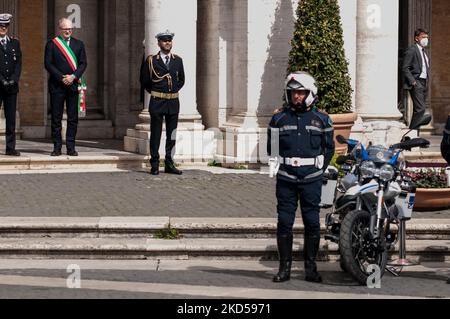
[216,0,298,164]
[124,0,215,162]
[354,0,407,146]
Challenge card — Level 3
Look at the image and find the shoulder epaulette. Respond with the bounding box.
[314,108,329,116]
[273,107,285,115]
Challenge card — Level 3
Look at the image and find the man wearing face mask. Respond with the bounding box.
[402,29,431,129]
[267,72,335,284]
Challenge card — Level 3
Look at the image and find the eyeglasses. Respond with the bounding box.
[0,25,9,29]
[159,39,173,43]
[60,28,73,32]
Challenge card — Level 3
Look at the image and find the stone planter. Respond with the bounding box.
[414,188,450,211]
[329,112,358,154]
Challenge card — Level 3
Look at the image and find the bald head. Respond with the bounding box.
[58,18,73,40]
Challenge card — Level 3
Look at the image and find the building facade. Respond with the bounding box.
[0,0,448,162]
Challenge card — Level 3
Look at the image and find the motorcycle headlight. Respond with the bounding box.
[360,161,376,179]
[380,164,395,181]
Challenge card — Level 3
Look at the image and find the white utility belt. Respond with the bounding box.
[279,155,324,169]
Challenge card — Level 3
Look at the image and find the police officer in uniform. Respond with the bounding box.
[268,72,335,283]
[140,30,185,175]
[0,13,21,156]
[442,113,450,165]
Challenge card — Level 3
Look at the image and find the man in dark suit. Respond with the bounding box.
[140,30,185,175]
[45,18,87,157]
[0,13,21,156]
[402,28,431,129]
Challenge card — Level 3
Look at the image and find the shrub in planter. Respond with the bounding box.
[287,0,353,114]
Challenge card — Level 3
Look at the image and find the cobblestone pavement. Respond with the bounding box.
[0,260,448,299]
[0,171,449,218]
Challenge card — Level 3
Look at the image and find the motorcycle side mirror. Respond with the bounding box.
[401,114,432,142]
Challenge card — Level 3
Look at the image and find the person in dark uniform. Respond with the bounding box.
[140,30,185,175]
[442,113,450,165]
[0,13,21,156]
[45,18,87,157]
[268,72,335,283]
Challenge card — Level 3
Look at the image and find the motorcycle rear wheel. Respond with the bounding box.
[340,210,388,285]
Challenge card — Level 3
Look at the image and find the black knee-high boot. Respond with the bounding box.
[273,234,293,283]
[304,235,322,283]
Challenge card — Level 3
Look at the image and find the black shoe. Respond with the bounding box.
[273,234,293,283]
[5,150,21,157]
[304,235,323,283]
[67,150,79,157]
[165,161,183,175]
[51,150,62,157]
[150,168,160,176]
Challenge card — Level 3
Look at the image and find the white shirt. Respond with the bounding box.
[160,52,171,66]
[416,44,429,80]
[0,36,9,45]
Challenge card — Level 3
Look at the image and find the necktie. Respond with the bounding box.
[165,56,170,67]
[422,49,430,72]
[1,39,6,49]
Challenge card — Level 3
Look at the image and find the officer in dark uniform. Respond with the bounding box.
[140,30,185,175]
[442,113,450,165]
[268,72,335,283]
[0,13,21,156]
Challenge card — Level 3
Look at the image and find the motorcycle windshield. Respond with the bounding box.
[366,145,395,166]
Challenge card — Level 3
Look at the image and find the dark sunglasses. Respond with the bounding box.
[0,24,9,29]
[159,38,173,43]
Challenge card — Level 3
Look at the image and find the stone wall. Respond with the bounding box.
[431,0,450,130]
[18,0,47,134]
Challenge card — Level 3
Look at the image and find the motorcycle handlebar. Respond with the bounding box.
[391,138,430,151]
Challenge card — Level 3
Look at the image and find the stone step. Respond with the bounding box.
[0,237,447,261]
[0,218,449,240]
[0,153,148,171]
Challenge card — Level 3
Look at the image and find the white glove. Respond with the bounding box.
[269,157,280,178]
[316,155,325,170]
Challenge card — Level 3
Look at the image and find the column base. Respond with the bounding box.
[44,120,115,140]
[216,124,268,165]
[351,114,415,147]
[0,111,23,142]
[124,117,216,163]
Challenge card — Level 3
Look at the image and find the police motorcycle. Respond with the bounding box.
[322,115,432,285]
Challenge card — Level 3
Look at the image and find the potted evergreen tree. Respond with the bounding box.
[287,0,357,153]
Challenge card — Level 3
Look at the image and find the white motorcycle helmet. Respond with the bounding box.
[285,71,318,108]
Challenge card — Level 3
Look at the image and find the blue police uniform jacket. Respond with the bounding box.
[267,106,335,184]
[442,114,450,165]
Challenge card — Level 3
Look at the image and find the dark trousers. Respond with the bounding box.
[150,111,179,167]
[50,91,79,151]
[409,78,428,129]
[276,178,322,237]
[0,93,17,152]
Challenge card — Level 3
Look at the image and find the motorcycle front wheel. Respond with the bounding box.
[340,210,388,285]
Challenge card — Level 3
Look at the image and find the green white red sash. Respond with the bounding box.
[52,36,87,117]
